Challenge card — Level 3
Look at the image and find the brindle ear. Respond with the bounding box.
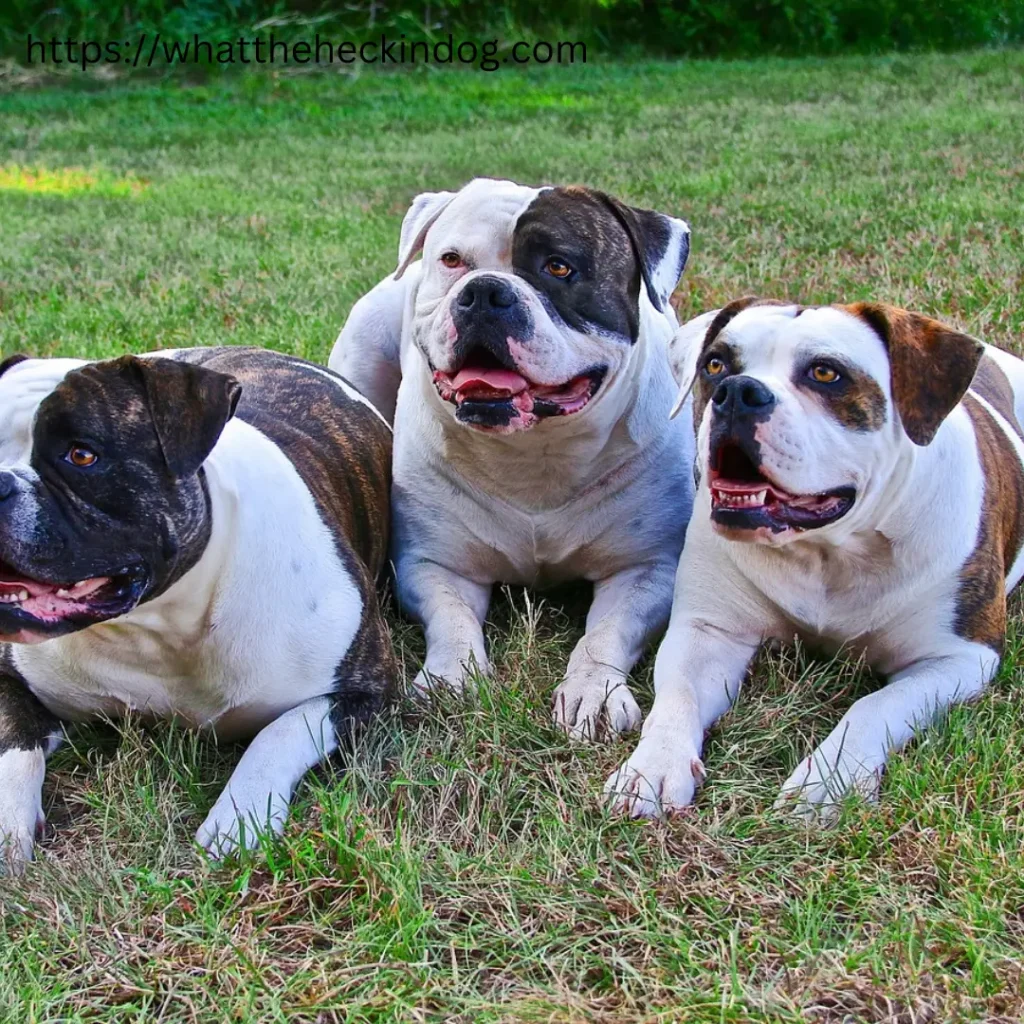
[844,303,984,446]
[0,354,30,377]
[394,190,457,280]
[126,357,242,478]
[601,194,690,314]
[669,297,784,418]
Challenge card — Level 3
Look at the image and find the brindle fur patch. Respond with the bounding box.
[0,646,59,754]
[969,354,1024,441]
[513,187,644,342]
[844,302,984,446]
[808,364,886,432]
[954,395,1024,652]
[177,348,397,721]
[692,341,742,433]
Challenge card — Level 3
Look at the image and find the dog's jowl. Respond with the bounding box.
[607,299,1024,818]
[329,178,694,740]
[0,348,394,867]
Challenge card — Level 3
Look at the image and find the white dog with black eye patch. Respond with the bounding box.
[606,297,1024,818]
[330,177,693,740]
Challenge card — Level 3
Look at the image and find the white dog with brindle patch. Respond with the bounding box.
[607,297,1024,818]
[330,177,693,739]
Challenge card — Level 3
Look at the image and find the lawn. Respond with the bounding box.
[2,51,1024,1022]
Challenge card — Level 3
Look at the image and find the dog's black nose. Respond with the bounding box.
[457,275,519,312]
[712,375,776,418]
[0,470,16,502]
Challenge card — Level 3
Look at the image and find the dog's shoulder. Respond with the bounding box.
[174,348,392,579]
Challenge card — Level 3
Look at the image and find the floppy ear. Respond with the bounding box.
[668,296,783,419]
[668,309,721,419]
[394,190,457,280]
[126,357,242,478]
[0,354,29,378]
[844,302,984,446]
[603,196,690,313]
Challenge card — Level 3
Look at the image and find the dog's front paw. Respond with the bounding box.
[413,652,489,697]
[195,786,289,860]
[0,748,46,875]
[604,742,704,818]
[774,746,884,823]
[552,672,641,742]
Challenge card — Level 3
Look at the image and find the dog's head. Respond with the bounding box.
[396,177,689,434]
[0,354,240,642]
[669,298,983,545]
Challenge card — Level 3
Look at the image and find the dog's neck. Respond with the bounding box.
[414,323,678,512]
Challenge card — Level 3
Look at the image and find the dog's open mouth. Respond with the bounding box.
[433,347,606,430]
[709,442,855,533]
[0,560,146,636]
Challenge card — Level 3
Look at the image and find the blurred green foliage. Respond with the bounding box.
[3,0,1023,61]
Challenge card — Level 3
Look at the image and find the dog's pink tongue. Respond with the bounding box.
[452,367,529,396]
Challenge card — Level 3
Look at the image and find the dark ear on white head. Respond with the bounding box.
[394,190,457,280]
[844,302,984,446]
[602,196,690,313]
[0,354,29,378]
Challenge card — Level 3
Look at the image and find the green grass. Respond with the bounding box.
[2,52,1024,1022]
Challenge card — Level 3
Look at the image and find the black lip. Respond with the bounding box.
[708,442,856,533]
[710,488,856,533]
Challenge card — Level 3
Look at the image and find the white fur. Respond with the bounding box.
[608,304,1024,818]
[330,178,694,740]
[196,694,338,857]
[0,747,47,872]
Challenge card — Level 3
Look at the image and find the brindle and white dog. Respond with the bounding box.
[606,297,1024,818]
[329,177,693,739]
[0,349,394,867]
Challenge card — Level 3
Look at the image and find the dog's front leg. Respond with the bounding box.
[604,615,758,817]
[197,694,340,859]
[552,561,677,742]
[776,643,999,821]
[396,558,492,693]
[0,665,62,872]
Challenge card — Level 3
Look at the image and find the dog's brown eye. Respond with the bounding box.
[65,446,98,468]
[440,251,462,269]
[809,364,840,384]
[544,258,573,279]
[705,357,727,376]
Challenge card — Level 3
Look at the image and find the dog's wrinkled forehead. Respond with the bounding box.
[712,303,891,382]
[425,178,541,264]
[36,360,155,449]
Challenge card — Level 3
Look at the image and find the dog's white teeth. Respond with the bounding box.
[18,590,28,602]
[0,591,29,604]
[754,489,767,504]
[56,588,71,598]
